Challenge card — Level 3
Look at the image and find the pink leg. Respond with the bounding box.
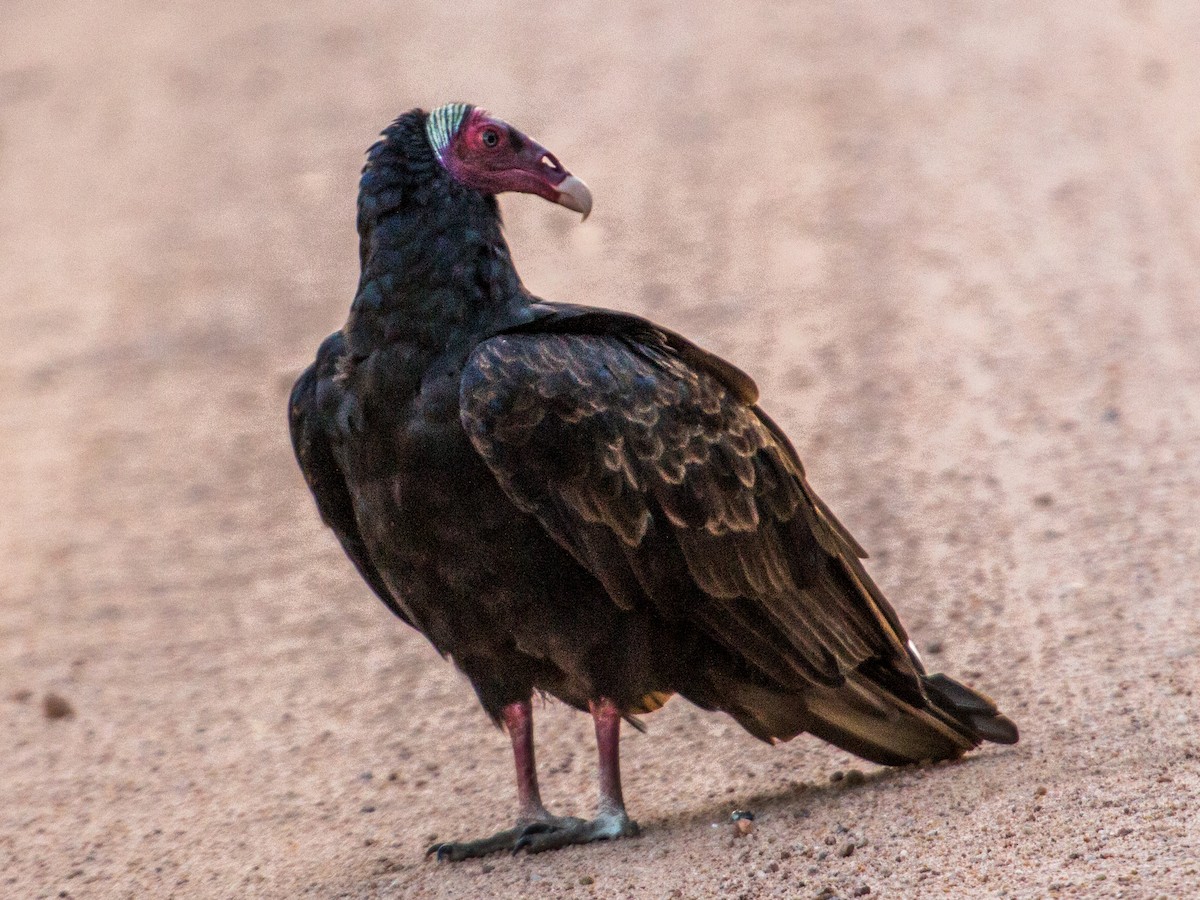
[502,700,547,822]
[429,698,559,861]
[589,698,627,817]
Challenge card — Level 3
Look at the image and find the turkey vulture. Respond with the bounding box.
[289,104,1018,860]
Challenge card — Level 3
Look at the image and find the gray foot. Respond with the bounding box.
[513,812,640,855]
[427,815,587,862]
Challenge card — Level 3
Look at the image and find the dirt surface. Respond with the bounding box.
[3,1,1199,897]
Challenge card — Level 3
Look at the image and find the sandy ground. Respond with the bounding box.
[2,1,1199,897]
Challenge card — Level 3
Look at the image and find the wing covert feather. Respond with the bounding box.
[461,326,917,691]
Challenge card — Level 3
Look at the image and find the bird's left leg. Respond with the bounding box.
[513,698,641,854]
[427,699,579,861]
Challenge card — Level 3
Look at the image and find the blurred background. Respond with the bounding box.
[2,1,1198,897]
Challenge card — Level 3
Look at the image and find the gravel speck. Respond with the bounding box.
[42,693,74,720]
[839,842,856,858]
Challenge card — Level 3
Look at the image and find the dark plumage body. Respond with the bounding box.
[289,116,685,720]
[290,107,1017,857]
[295,326,688,719]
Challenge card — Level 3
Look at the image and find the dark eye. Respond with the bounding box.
[481,128,500,148]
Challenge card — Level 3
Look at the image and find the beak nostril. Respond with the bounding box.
[539,153,563,173]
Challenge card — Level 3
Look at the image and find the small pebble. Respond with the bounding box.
[732,809,756,836]
[480,863,494,874]
[42,693,74,720]
[838,842,856,858]
[925,641,944,655]
[1035,786,1047,797]
[830,771,845,783]
[843,769,865,786]
[579,874,594,885]
[10,689,33,703]
[360,805,376,814]
[853,885,872,897]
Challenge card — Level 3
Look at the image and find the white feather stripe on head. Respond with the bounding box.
[425,103,471,164]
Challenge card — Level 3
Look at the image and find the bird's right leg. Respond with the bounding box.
[427,699,578,861]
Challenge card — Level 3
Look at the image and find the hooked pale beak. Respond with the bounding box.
[518,138,592,221]
[554,175,593,221]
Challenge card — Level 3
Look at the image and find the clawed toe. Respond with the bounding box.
[426,815,602,862]
[426,826,524,862]
[508,817,568,841]
[512,814,640,855]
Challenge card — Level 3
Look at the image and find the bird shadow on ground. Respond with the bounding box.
[348,750,1023,890]
[636,749,1020,837]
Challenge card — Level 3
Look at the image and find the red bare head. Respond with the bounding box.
[425,104,592,220]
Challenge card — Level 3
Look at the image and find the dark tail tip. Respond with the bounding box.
[970,710,1020,745]
[923,673,1019,746]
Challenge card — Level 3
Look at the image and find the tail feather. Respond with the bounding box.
[801,674,976,766]
[922,672,1020,746]
[706,667,1018,767]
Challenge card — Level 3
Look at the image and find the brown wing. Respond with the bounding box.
[459,322,921,695]
[289,331,414,628]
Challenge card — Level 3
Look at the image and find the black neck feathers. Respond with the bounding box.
[344,109,526,358]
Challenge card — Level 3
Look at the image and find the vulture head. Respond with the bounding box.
[425,103,593,220]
